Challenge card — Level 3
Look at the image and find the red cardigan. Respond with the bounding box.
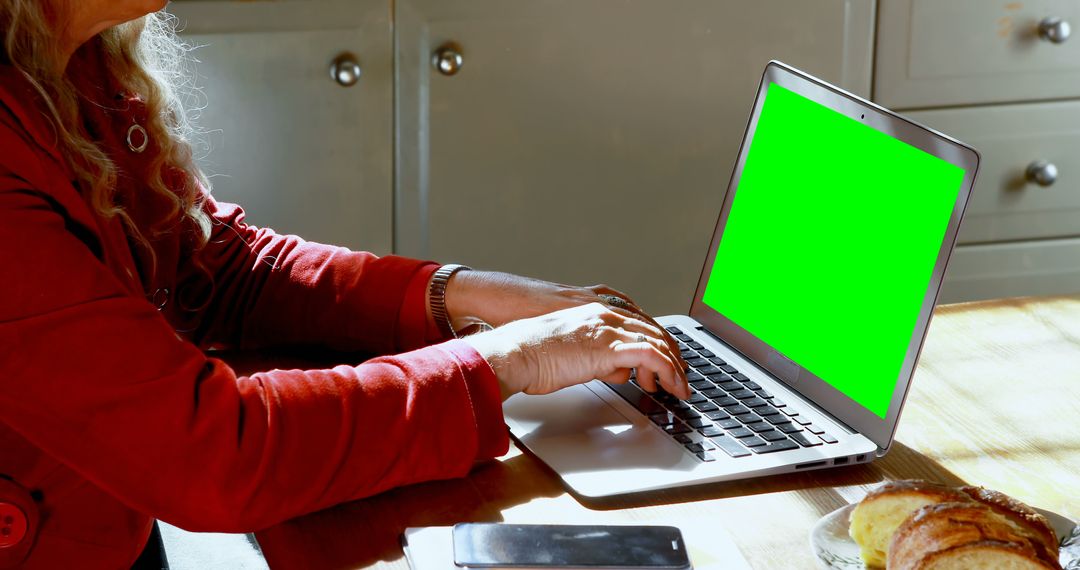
[0,61,508,568]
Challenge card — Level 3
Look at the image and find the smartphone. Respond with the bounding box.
[452,523,691,570]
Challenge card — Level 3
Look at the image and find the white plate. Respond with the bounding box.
[809,502,1080,569]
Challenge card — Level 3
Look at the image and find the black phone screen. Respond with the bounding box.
[452,524,690,569]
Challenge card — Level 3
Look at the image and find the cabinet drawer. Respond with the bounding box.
[877,0,1080,109]
[940,237,1080,303]
[907,101,1080,244]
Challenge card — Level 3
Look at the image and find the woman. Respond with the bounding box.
[0,1,688,567]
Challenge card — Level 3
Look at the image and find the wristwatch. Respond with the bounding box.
[429,264,470,338]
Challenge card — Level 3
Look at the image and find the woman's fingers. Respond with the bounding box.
[608,336,687,399]
[603,306,688,379]
[596,320,687,398]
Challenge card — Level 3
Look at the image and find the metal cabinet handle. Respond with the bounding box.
[330,52,362,87]
[432,45,464,76]
[1038,17,1071,44]
[1026,160,1059,187]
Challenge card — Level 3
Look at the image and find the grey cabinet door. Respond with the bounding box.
[168,0,393,253]
[396,1,874,314]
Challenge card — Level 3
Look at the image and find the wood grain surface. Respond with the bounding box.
[252,296,1080,569]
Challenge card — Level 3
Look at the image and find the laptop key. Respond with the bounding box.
[742,381,762,390]
[705,410,730,421]
[716,418,741,429]
[662,422,693,435]
[743,397,769,408]
[771,398,787,407]
[712,396,738,408]
[708,435,750,458]
[751,439,799,454]
[719,364,738,374]
[708,357,727,366]
[794,416,813,426]
[723,404,750,416]
[686,442,705,453]
[819,432,839,444]
[730,389,756,400]
[695,451,717,462]
[756,405,780,416]
[733,412,761,424]
[666,326,683,334]
[740,435,767,447]
[675,434,694,444]
[717,380,741,391]
[790,432,821,447]
[687,342,704,350]
[689,380,713,391]
[687,417,710,429]
[746,422,774,433]
[697,349,715,358]
[701,388,726,399]
[805,424,825,434]
[675,333,692,342]
[686,371,705,382]
[765,414,791,426]
[699,426,725,437]
[674,408,700,420]
[782,407,800,417]
[697,365,722,375]
[685,357,709,368]
[692,401,720,412]
[778,423,804,434]
[649,412,678,426]
[732,373,749,381]
[759,430,788,442]
[687,393,708,404]
[754,389,774,399]
[727,427,754,438]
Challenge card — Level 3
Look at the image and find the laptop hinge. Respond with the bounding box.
[696,325,861,437]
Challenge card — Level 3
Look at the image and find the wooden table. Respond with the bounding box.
[253,296,1080,569]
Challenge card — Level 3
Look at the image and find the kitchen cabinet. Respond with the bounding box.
[167,0,393,254]
[877,0,1080,302]
[395,0,874,314]
[174,1,1080,309]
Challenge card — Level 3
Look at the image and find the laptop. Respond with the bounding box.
[502,61,980,498]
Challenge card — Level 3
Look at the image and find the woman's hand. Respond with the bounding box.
[461,303,690,401]
[445,270,645,329]
[442,270,685,370]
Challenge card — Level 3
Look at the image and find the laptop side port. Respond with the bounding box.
[795,460,828,470]
[856,454,866,462]
[833,456,850,465]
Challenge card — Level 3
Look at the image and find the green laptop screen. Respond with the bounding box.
[702,83,964,420]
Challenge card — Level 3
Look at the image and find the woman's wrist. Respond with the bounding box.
[461,329,526,400]
[443,269,491,333]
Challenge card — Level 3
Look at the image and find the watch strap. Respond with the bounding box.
[429,264,470,338]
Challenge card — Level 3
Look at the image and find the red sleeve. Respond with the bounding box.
[0,180,509,532]
[183,195,446,353]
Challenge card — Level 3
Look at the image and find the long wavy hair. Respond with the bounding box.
[0,1,211,283]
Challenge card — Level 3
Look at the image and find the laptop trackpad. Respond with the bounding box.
[503,383,689,474]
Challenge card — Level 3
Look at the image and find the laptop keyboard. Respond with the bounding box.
[606,326,839,462]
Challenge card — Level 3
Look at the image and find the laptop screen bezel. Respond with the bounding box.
[688,61,979,452]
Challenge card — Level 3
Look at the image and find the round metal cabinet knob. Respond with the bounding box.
[330,53,362,87]
[1038,17,1071,44]
[1026,160,1059,187]
[432,46,464,76]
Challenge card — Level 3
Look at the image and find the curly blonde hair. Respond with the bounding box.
[1,1,211,283]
